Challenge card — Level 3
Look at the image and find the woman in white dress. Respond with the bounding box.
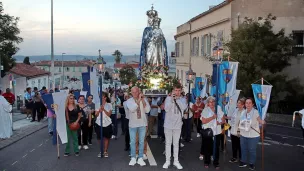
[0,94,13,139]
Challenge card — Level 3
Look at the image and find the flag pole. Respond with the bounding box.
[261,77,264,171]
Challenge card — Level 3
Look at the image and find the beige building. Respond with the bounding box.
[174,0,304,92]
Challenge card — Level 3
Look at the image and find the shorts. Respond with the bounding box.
[95,124,113,140]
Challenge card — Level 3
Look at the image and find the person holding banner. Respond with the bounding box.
[201,96,224,169]
[226,98,245,163]
[238,98,266,170]
[77,95,92,150]
[64,94,81,157]
[95,92,112,158]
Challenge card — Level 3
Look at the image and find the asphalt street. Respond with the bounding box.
[0,123,303,171]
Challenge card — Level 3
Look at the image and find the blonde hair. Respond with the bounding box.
[65,94,77,110]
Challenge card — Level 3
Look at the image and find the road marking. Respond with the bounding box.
[297,144,304,148]
[264,139,281,145]
[282,143,293,147]
[39,143,43,147]
[146,143,157,166]
[258,142,271,146]
[11,161,18,166]
[265,136,272,140]
[267,132,303,140]
[267,123,301,129]
[30,149,35,152]
[22,154,27,158]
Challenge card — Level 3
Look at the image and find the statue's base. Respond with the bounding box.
[143,89,168,97]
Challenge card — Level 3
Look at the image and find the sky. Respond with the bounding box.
[2,0,224,56]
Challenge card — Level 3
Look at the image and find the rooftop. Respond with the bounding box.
[33,60,96,67]
[114,63,139,69]
[9,63,50,78]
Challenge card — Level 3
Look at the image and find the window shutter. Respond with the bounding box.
[201,36,205,56]
[207,34,211,55]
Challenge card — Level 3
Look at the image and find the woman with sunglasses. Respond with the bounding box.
[64,94,81,156]
[77,95,92,150]
[95,92,112,158]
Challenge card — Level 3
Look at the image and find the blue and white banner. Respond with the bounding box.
[42,91,68,144]
[200,77,208,98]
[194,77,203,97]
[226,90,241,117]
[191,88,196,103]
[82,68,100,107]
[252,84,272,120]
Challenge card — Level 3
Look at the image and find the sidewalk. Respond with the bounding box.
[0,110,48,150]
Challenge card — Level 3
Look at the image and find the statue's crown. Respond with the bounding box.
[146,5,158,18]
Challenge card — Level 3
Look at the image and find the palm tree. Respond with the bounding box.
[112,50,123,64]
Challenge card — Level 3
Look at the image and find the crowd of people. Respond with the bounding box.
[1,84,304,171]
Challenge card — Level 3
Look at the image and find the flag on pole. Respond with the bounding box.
[252,84,272,120]
[191,88,196,103]
[81,67,100,107]
[194,77,202,97]
[226,90,241,117]
[42,91,68,144]
[200,77,208,98]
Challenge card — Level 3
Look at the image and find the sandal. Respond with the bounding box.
[204,164,209,168]
[104,152,109,158]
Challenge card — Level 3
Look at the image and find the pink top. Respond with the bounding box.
[47,109,54,118]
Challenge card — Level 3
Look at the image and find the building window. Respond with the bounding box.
[66,67,70,72]
[293,30,304,56]
[38,79,41,89]
[59,67,61,72]
[79,67,82,72]
[175,42,180,57]
[43,78,47,87]
[181,70,184,85]
[192,37,196,56]
[177,69,179,78]
[181,42,184,56]
[66,76,70,80]
[73,67,75,72]
[206,34,211,56]
[196,37,199,57]
[201,35,205,56]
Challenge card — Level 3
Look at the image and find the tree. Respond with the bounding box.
[112,50,122,64]
[119,65,137,85]
[0,2,23,77]
[226,14,303,113]
[23,56,30,65]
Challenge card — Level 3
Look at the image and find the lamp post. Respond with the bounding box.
[95,49,106,158]
[61,53,66,89]
[112,69,120,137]
[186,66,196,142]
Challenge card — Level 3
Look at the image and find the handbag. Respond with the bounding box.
[201,128,214,138]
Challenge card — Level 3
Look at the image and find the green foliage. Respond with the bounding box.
[23,56,30,65]
[119,65,137,85]
[226,14,303,113]
[0,2,23,77]
[112,50,122,64]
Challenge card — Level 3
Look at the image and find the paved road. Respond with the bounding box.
[0,123,303,171]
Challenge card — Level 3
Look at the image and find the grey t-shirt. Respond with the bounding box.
[87,102,96,119]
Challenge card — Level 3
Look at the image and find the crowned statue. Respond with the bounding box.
[140,5,169,68]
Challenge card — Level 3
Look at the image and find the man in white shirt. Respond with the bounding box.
[126,86,151,166]
[163,84,187,170]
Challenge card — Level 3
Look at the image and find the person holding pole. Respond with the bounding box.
[64,94,81,157]
[162,84,187,170]
[238,97,266,170]
[95,92,112,158]
[201,96,224,169]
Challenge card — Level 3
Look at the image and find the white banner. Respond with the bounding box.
[226,90,241,117]
[226,62,239,96]
[52,91,68,144]
[90,68,100,107]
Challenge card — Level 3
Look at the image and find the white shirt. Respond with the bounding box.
[126,97,151,128]
[183,102,193,119]
[299,109,304,128]
[123,101,130,119]
[239,109,260,138]
[228,108,244,136]
[164,96,187,129]
[95,103,112,127]
[201,106,224,136]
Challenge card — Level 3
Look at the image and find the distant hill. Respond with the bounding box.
[13,55,139,63]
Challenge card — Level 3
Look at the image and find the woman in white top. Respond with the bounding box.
[201,96,224,169]
[238,98,265,170]
[226,98,245,163]
[95,92,112,158]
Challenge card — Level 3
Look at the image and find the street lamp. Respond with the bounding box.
[112,69,120,136]
[61,53,66,89]
[95,49,106,158]
[185,66,196,142]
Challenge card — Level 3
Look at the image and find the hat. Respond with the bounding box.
[298,109,304,115]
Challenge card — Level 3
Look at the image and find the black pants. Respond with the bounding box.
[219,133,225,151]
[203,134,220,166]
[32,102,43,121]
[88,119,95,144]
[182,118,192,142]
[200,133,204,155]
[124,118,130,149]
[111,115,118,136]
[301,126,304,139]
[78,119,89,146]
[194,118,202,134]
[121,114,126,134]
[231,134,241,159]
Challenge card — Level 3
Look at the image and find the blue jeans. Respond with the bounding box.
[129,126,146,158]
[240,136,260,165]
[48,117,53,133]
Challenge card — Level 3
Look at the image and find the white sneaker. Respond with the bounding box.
[26,117,30,120]
[111,135,116,139]
[180,143,184,148]
[129,157,137,166]
[143,154,148,160]
[197,133,201,138]
[199,155,204,160]
[137,158,146,166]
[78,145,82,150]
[163,161,170,169]
[173,161,183,169]
[83,145,89,150]
[97,152,101,158]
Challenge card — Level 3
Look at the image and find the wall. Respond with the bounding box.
[27,75,49,90]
